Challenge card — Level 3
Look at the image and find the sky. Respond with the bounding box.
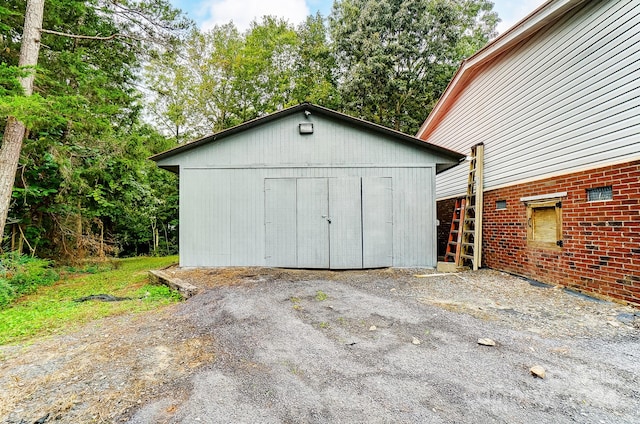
[169,0,548,35]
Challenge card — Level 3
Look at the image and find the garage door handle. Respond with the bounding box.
[322,215,332,223]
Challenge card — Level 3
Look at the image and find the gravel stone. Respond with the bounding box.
[1,267,638,423]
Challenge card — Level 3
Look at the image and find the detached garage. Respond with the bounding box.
[151,103,464,269]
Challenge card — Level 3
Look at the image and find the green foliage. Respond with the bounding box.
[1,0,186,259]
[293,13,341,108]
[141,283,183,302]
[0,252,58,308]
[146,2,496,138]
[0,5,18,32]
[0,255,179,344]
[330,0,498,134]
[144,15,339,139]
[0,64,26,96]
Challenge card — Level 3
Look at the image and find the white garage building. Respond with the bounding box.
[151,104,464,269]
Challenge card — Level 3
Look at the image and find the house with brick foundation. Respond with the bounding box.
[417,0,640,306]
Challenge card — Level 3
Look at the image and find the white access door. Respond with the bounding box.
[264,178,297,268]
[328,178,363,269]
[265,177,392,269]
[362,177,393,268]
[297,178,331,268]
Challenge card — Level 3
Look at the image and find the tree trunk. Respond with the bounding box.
[76,201,82,249]
[17,226,24,254]
[0,0,46,241]
[99,219,104,257]
[11,223,17,251]
[0,118,27,242]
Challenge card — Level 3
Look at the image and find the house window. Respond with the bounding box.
[496,200,507,210]
[526,200,562,249]
[587,186,612,202]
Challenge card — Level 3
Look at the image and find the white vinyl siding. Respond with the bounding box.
[430,0,640,199]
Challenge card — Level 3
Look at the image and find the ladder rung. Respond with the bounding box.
[461,254,474,260]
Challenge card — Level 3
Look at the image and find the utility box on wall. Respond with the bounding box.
[151,104,464,269]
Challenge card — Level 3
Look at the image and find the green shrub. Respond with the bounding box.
[138,284,183,302]
[0,253,59,308]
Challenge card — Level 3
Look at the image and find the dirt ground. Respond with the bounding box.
[1,267,639,423]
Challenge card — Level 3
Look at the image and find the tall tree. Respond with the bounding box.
[145,23,245,140]
[236,16,299,119]
[292,13,340,108]
[0,0,44,241]
[330,0,498,134]
[145,15,339,139]
[1,0,190,256]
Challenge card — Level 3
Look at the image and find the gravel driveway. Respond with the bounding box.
[2,268,639,423]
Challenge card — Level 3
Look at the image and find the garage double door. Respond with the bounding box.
[265,177,392,269]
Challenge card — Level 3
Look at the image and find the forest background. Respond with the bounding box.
[0,0,499,262]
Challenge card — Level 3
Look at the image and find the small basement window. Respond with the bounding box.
[496,200,507,210]
[587,186,613,202]
[526,200,562,249]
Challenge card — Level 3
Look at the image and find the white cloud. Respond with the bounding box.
[494,0,547,34]
[200,0,311,32]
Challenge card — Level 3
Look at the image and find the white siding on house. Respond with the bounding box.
[430,0,640,199]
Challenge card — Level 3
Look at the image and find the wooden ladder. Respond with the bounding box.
[444,198,465,263]
[460,143,484,270]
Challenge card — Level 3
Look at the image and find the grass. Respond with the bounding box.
[290,296,303,310]
[0,256,179,345]
[0,253,58,307]
[315,290,328,301]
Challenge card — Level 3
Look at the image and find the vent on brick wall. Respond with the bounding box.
[587,186,612,201]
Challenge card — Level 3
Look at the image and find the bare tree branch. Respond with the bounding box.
[38,28,141,42]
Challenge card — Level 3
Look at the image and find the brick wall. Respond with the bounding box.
[481,160,640,306]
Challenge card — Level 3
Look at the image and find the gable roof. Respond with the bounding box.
[416,0,588,140]
[150,103,465,170]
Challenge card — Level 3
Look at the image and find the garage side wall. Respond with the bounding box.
[482,160,640,306]
[179,166,436,268]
